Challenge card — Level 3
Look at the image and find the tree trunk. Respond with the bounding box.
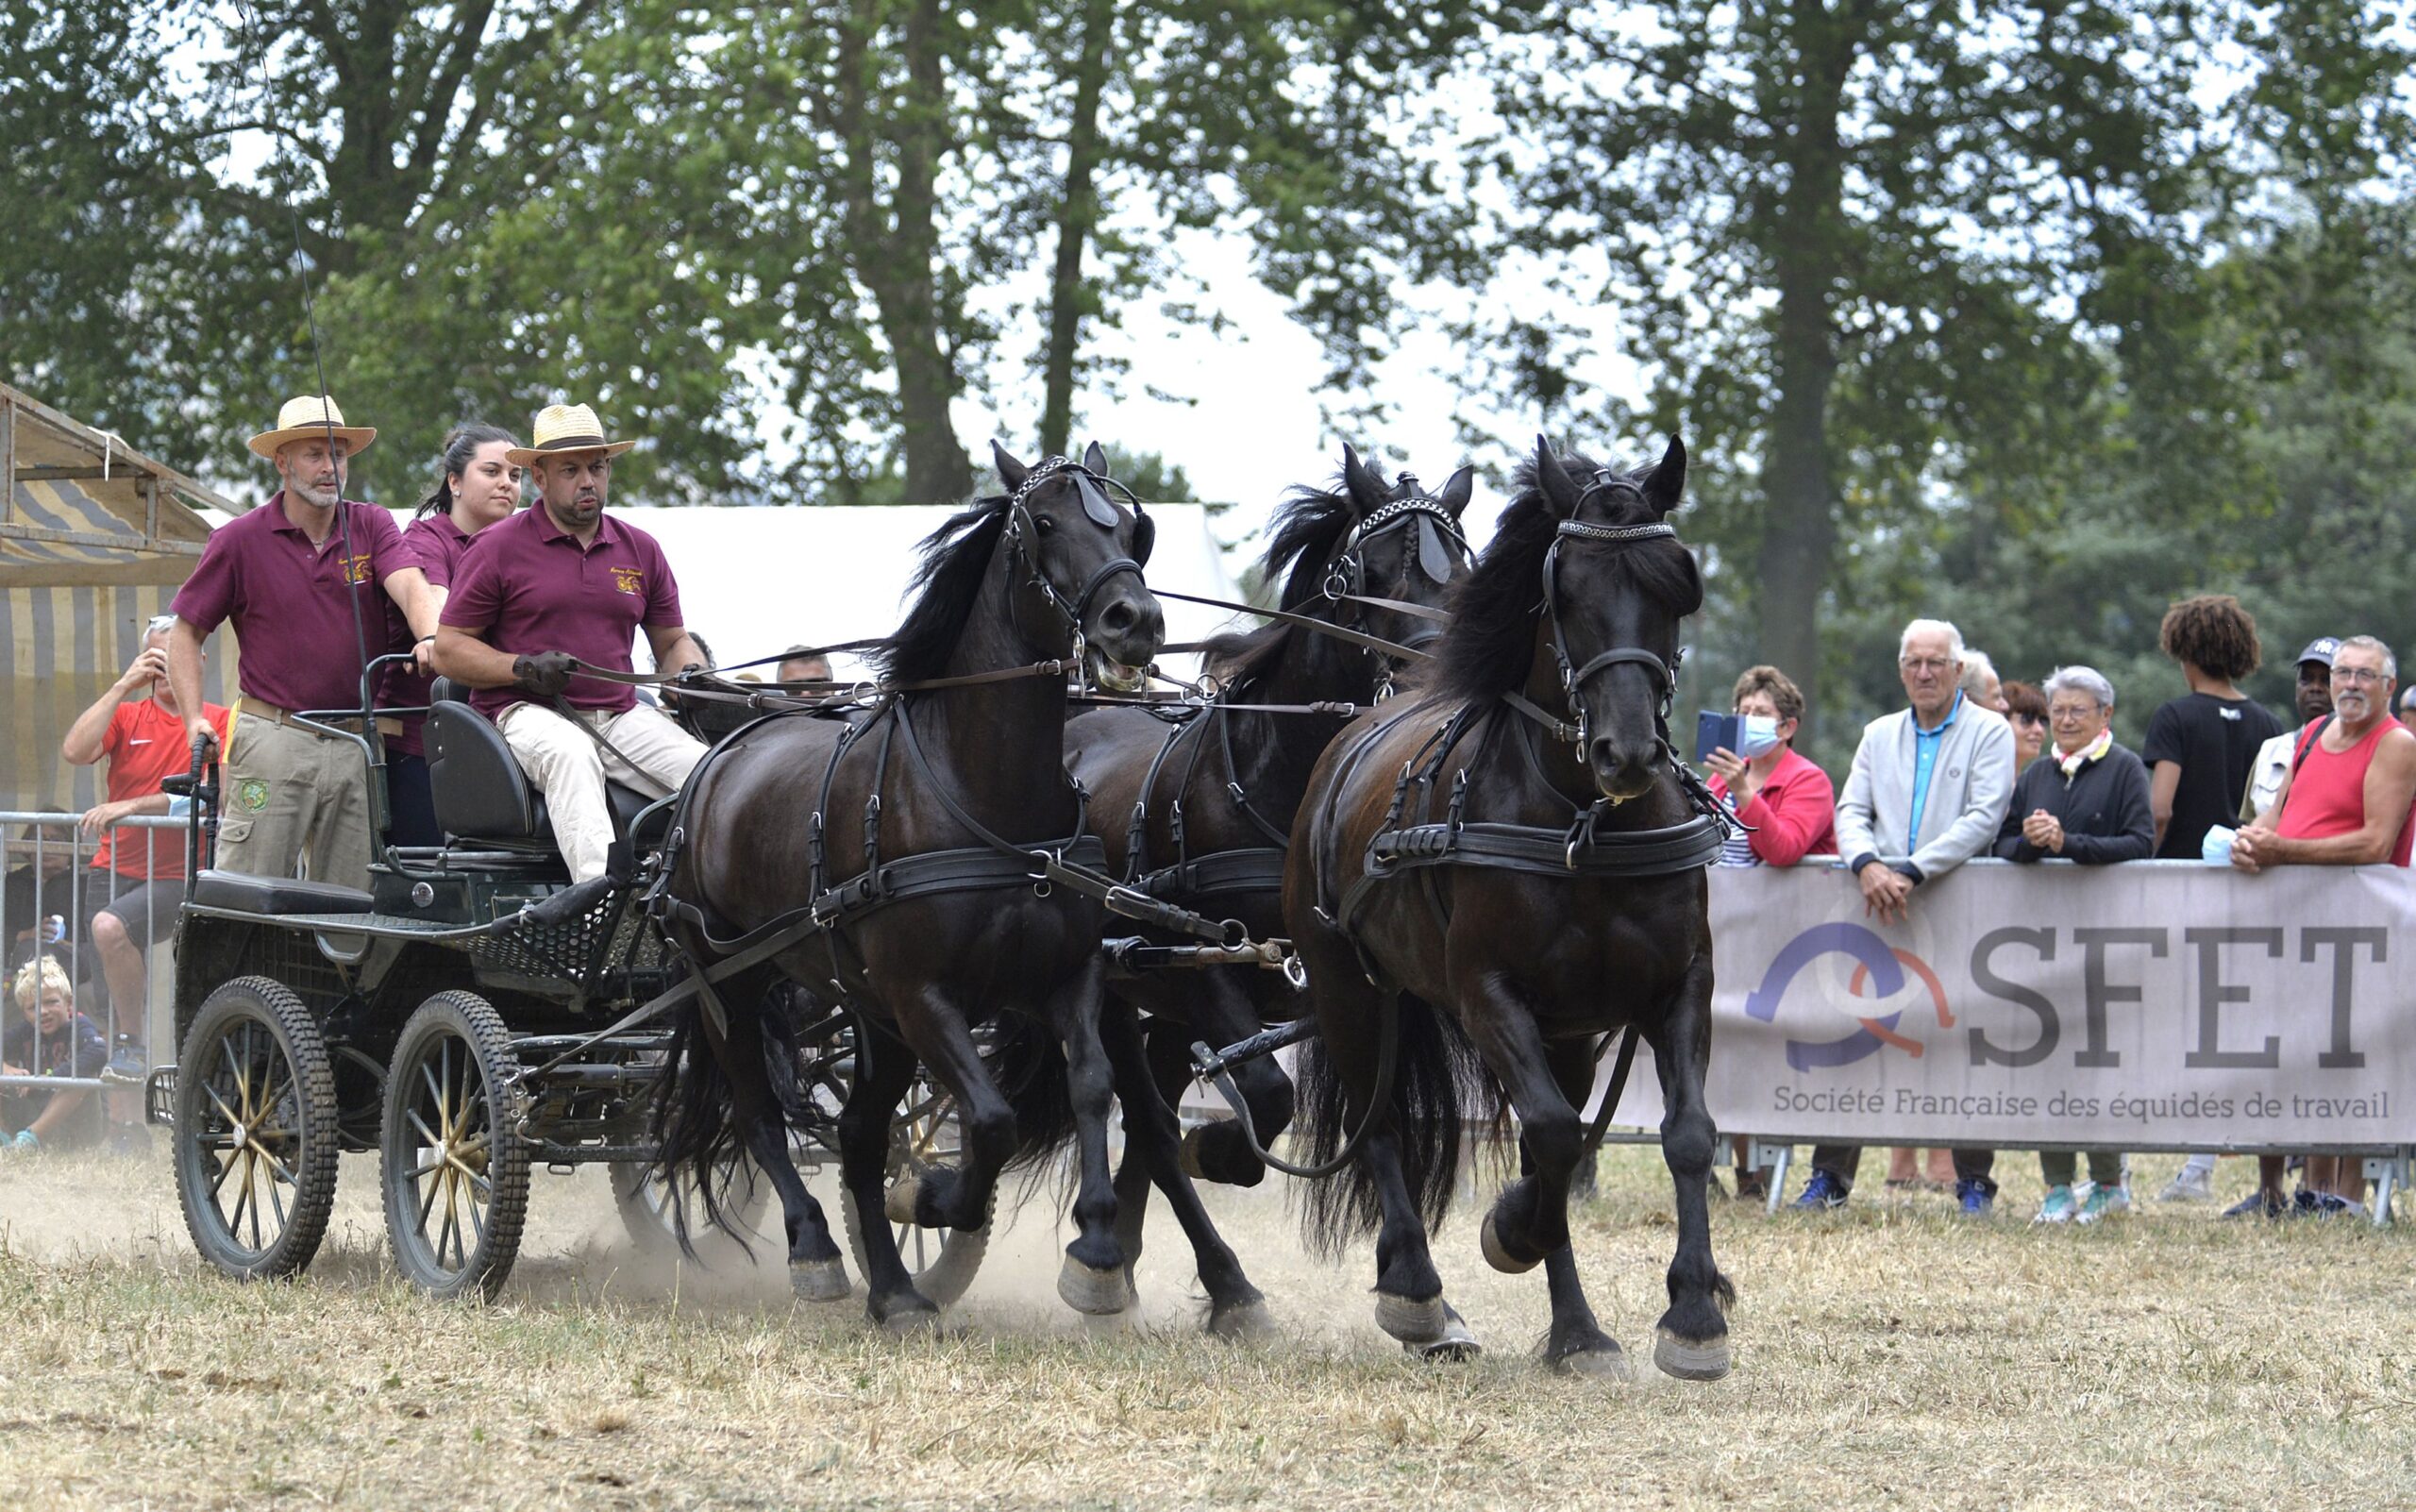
[1751,3,1859,734]
[1038,0,1115,459]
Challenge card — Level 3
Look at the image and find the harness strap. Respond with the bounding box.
[1150,588,1434,664]
[1127,848,1288,901]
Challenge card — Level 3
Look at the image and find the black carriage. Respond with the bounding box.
[149,681,974,1302]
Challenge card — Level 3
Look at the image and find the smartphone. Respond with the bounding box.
[1694,711,1741,764]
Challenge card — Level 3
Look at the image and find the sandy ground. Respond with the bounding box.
[1,1139,2411,1510]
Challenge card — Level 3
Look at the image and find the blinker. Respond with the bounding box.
[1415,514,1453,582]
[1075,472,1118,528]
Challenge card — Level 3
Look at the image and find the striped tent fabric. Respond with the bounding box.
[2,384,237,813]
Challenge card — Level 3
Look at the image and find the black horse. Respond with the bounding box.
[1065,446,1470,1285]
[656,443,1264,1330]
[1284,434,1735,1379]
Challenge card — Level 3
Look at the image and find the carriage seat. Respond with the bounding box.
[425,680,668,851]
[189,869,376,917]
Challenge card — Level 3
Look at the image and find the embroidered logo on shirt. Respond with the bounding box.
[341,552,374,585]
[612,566,644,596]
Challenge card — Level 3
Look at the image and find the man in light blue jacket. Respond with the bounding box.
[1793,617,2017,1217]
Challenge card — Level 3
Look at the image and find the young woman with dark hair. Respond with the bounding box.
[383,425,522,847]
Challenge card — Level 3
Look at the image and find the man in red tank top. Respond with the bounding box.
[2231,634,2416,1216]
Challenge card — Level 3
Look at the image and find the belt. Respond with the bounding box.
[238,699,355,737]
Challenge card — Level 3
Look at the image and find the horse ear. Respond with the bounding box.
[1435,463,1475,519]
[1339,443,1386,515]
[1533,435,1582,518]
[1640,432,1687,515]
[991,440,1030,492]
[1082,441,1109,477]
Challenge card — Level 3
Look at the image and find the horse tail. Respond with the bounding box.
[1296,992,1508,1261]
[978,1011,1080,1173]
[647,966,803,1252]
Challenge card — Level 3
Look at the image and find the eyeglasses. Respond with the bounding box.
[2332,666,2389,686]
[1899,657,1955,675]
[2047,705,2101,723]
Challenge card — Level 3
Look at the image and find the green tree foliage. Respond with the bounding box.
[1479,0,2413,736]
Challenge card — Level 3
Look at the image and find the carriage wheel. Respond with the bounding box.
[841,1071,990,1307]
[379,992,530,1301]
[609,1150,773,1255]
[172,977,341,1281]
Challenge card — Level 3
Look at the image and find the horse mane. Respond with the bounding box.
[1432,448,1703,705]
[1199,479,1364,694]
[872,496,1013,682]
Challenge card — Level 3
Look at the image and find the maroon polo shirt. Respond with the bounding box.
[172,492,411,716]
[378,510,482,756]
[441,504,683,718]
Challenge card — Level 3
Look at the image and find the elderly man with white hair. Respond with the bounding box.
[1791,616,2017,1217]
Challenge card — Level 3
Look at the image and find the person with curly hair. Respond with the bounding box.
[2143,595,2284,860]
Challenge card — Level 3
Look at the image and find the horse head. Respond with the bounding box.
[1528,433,1701,802]
[1330,444,1474,676]
[991,440,1166,692]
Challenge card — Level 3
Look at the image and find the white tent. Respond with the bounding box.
[387,502,1248,683]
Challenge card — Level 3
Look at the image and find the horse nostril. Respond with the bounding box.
[1100,601,1135,635]
[1588,737,1621,772]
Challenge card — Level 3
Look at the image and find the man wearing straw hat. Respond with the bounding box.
[434,403,710,891]
[168,395,438,890]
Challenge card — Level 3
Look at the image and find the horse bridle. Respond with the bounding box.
[1321,476,1470,693]
[1001,455,1154,657]
[1534,473,1686,762]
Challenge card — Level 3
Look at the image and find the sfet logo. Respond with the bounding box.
[1742,922,1952,1070]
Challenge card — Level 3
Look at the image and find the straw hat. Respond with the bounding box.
[506,403,639,466]
[248,395,377,459]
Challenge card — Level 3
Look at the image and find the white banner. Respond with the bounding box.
[1601,861,2416,1150]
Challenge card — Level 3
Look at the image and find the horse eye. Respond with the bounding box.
[1034,514,1055,533]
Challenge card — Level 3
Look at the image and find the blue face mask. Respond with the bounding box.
[1737,714,1785,758]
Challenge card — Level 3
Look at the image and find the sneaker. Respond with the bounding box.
[2221,1189,2287,1220]
[2156,1167,2215,1202]
[1955,1178,1995,1218]
[1791,1169,1849,1211]
[2034,1185,2077,1224]
[2075,1186,2130,1224]
[105,1038,148,1083]
[2302,1191,2367,1220]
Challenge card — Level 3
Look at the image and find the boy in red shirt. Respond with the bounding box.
[61,615,230,1067]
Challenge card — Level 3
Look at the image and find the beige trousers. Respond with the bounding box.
[216,711,377,891]
[496,701,707,882]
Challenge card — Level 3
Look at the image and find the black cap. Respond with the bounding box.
[2296,637,2341,667]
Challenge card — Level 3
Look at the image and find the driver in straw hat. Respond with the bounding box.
[434,403,710,898]
[168,395,440,890]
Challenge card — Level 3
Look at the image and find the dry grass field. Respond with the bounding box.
[1,1141,2410,1511]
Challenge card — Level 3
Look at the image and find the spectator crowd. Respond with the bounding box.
[1699,597,2416,1223]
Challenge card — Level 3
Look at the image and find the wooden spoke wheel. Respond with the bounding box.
[842,1069,989,1307]
[379,992,530,1301]
[172,977,341,1281]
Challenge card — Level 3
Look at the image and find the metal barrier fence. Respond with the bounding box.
[1,811,186,1112]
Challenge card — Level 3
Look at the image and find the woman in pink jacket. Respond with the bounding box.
[1703,665,1836,1197]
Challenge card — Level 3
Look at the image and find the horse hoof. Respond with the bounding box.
[1411,1305,1481,1362]
[789,1257,851,1302]
[1373,1291,1446,1345]
[1207,1298,1278,1342]
[1057,1256,1130,1317]
[1653,1328,1732,1382]
[882,1177,926,1226]
[1480,1212,1539,1275]
[1555,1344,1633,1382]
[873,1301,945,1336]
[1178,1126,1210,1182]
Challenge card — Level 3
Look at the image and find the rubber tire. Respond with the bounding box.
[839,1081,989,1308]
[379,991,531,1302]
[172,976,341,1281]
[610,1154,773,1256]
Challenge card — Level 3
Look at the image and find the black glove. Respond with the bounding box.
[512,650,578,700]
